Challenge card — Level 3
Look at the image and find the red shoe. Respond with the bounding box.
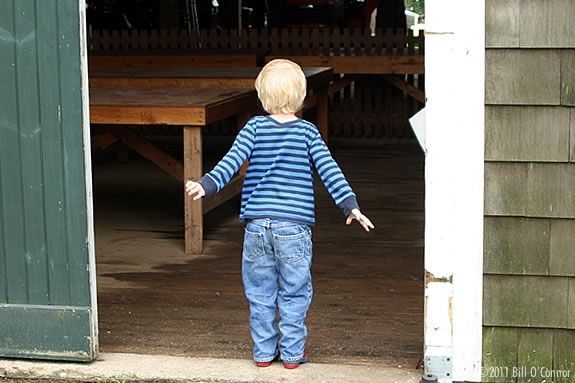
[283,351,309,369]
[255,354,279,367]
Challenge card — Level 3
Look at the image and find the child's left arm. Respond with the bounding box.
[309,131,374,232]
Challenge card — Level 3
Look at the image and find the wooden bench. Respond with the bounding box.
[90,87,258,255]
[90,66,334,140]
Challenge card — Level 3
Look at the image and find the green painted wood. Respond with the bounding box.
[561,50,575,106]
[484,163,527,216]
[553,329,575,383]
[37,0,71,305]
[527,164,575,218]
[485,106,570,162]
[16,0,50,305]
[482,327,518,383]
[520,0,575,48]
[485,0,519,48]
[569,279,575,329]
[0,156,5,302]
[484,217,549,275]
[0,304,93,361]
[485,50,561,105]
[549,220,575,276]
[0,0,28,304]
[483,275,569,327]
[517,329,553,383]
[0,0,96,361]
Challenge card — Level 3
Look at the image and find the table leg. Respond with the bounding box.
[237,111,251,175]
[183,126,203,255]
[317,86,329,142]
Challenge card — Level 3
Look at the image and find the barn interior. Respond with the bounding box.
[88,0,425,369]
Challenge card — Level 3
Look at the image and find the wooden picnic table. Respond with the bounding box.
[89,66,334,140]
[90,87,258,255]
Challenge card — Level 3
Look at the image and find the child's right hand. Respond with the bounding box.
[185,180,206,200]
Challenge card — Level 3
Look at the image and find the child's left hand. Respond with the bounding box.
[346,208,375,232]
[185,180,205,200]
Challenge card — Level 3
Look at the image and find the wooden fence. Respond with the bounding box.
[89,28,424,56]
[89,28,424,141]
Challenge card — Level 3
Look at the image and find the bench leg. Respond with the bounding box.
[183,126,203,255]
[237,111,252,174]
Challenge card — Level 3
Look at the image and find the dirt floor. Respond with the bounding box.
[92,137,424,369]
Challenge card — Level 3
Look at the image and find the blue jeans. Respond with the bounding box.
[242,218,313,363]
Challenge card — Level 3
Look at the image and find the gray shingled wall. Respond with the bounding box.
[484,0,575,381]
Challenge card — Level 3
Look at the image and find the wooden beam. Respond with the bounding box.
[91,132,117,151]
[266,55,424,74]
[89,54,257,69]
[329,75,357,96]
[302,94,318,111]
[90,77,254,89]
[102,126,184,181]
[383,75,426,104]
[316,87,329,141]
[91,105,207,126]
[203,175,245,213]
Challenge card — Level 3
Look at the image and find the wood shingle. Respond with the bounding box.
[484,217,550,275]
[485,106,570,162]
[483,275,569,328]
[485,0,520,48]
[486,50,561,105]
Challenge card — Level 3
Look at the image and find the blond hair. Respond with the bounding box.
[254,59,306,114]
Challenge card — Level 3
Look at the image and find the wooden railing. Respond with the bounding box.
[89,28,424,56]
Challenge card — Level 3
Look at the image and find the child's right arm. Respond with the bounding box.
[185,121,256,199]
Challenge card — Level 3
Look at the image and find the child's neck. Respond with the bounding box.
[269,112,298,123]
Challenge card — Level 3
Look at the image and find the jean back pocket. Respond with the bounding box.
[243,228,265,261]
[273,226,311,264]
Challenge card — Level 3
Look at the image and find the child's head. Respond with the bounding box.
[255,59,307,115]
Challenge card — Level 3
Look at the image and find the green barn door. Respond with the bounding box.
[0,0,98,361]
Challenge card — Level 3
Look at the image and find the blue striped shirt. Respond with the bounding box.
[198,115,359,225]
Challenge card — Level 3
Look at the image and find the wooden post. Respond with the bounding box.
[183,126,203,254]
[316,86,329,141]
[237,111,251,174]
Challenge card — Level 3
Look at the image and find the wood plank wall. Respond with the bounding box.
[88,28,424,142]
[484,0,575,380]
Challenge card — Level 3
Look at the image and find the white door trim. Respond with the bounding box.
[79,0,99,358]
[424,0,485,381]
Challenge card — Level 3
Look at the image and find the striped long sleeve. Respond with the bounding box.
[197,121,256,195]
[309,132,359,217]
[197,115,359,225]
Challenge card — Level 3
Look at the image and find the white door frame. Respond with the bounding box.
[424,0,485,381]
[79,0,100,358]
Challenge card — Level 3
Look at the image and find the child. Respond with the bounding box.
[185,59,374,369]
